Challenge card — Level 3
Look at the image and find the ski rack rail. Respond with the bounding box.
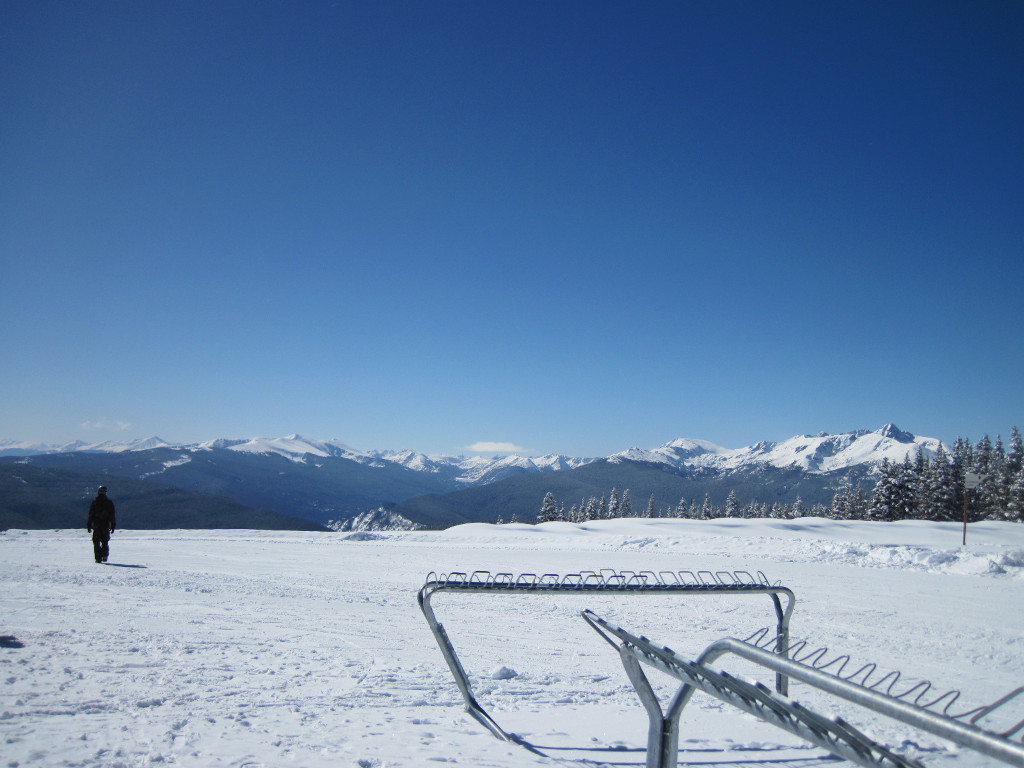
[418,568,795,741]
[583,610,1024,768]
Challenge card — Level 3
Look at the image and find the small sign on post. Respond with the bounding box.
[963,472,983,546]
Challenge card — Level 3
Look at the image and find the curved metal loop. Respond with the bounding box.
[422,568,783,590]
[744,627,1024,735]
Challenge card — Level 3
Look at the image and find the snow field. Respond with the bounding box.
[1,519,1023,768]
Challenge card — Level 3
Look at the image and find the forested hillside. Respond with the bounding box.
[534,428,1024,525]
[0,463,327,531]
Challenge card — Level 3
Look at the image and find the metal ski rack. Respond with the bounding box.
[418,569,795,741]
[583,610,1024,768]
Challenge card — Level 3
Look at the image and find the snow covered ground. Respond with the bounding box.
[2,518,1023,768]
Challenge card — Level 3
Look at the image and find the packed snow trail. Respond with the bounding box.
[1,519,1022,767]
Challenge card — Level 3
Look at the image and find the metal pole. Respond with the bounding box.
[696,638,1024,768]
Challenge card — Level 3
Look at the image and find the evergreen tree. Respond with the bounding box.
[951,437,972,517]
[952,436,973,476]
[829,482,852,520]
[849,484,869,520]
[914,444,929,480]
[724,490,740,518]
[868,459,901,521]
[1003,428,1024,523]
[925,443,959,521]
[1007,427,1023,475]
[994,435,1007,473]
[537,492,559,523]
[620,489,632,518]
[645,494,656,518]
[990,436,1009,518]
[1006,464,1024,523]
[907,446,930,518]
[973,435,998,519]
[790,496,804,519]
[974,434,994,472]
[900,453,923,519]
[992,435,1014,515]
[608,488,619,518]
[700,493,713,520]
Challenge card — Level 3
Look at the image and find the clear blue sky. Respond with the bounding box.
[2,1,1022,457]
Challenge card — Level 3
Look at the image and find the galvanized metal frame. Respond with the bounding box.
[583,610,1024,768]
[417,568,795,741]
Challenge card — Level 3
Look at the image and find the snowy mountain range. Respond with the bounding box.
[0,425,946,530]
[0,424,940,483]
[608,424,944,475]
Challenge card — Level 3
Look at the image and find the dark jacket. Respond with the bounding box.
[88,495,116,536]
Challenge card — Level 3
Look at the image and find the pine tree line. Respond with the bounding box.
[535,487,822,523]
[537,487,638,523]
[857,428,1023,522]
[533,427,1024,525]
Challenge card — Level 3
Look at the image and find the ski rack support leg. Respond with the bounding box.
[417,587,510,740]
[619,644,694,768]
[768,589,791,696]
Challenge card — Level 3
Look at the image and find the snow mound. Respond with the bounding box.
[340,531,385,541]
[795,540,1024,577]
[488,665,519,680]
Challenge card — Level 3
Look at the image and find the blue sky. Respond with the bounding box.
[2,1,1022,457]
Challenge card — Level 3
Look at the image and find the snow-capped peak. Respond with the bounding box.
[210,435,371,463]
[0,436,177,455]
[698,426,943,474]
[609,438,728,467]
[98,436,175,452]
[876,423,915,443]
[607,426,944,475]
[663,438,728,455]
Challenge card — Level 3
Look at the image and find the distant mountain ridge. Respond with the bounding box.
[0,433,596,487]
[1,424,940,482]
[608,424,943,475]
[1,425,946,530]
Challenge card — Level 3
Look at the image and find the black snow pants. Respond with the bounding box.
[92,532,110,563]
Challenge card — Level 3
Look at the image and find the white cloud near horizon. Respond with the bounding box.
[466,441,526,454]
[81,420,132,432]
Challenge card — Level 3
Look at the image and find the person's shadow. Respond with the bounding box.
[104,563,147,568]
[0,635,25,648]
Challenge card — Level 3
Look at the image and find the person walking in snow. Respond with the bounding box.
[87,486,116,563]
